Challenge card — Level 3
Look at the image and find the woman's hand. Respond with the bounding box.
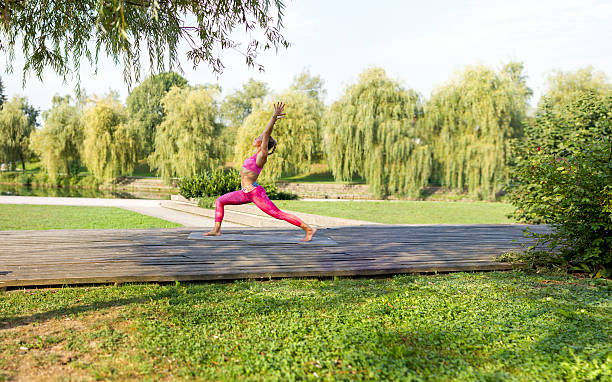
[272,102,286,119]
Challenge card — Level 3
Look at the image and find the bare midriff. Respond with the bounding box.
[240,168,260,190]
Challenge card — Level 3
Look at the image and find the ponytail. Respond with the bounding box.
[268,136,278,155]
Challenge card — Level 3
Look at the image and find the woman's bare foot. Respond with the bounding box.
[301,227,317,242]
[204,230,220,236]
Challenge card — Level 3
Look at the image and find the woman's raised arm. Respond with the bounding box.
[259,102,285,156]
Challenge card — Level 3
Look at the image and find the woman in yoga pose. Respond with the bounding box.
[205,102,317,241]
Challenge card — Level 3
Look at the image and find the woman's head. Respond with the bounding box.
[253,135,278,154]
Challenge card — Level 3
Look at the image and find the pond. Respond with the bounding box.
[0,184,174,200]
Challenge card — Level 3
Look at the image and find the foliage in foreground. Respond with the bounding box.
[508,139,612,276]
[0,272,610,381]
[0,0,289,86]
[509,89,612,276]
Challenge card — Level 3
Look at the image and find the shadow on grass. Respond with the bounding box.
[2,273,609,379]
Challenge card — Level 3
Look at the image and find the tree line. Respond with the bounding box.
[0,65,609,199]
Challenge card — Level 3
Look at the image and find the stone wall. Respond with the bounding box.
[276,181,374,199]
[117,177,377,200]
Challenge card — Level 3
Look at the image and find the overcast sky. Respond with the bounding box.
[1,0,611,114]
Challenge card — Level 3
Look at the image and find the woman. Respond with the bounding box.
[205,102,317,241]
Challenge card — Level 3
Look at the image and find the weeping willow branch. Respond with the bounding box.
[0,0,289,89]
[424,62,532,200]
[324,68,430,198]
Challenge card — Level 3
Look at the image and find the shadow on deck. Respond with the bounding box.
[0,225,547,288]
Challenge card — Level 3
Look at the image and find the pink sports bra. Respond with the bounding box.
[242,153,263,174]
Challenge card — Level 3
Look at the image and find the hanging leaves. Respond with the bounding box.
[148,86,224,183]
[126,72,188,157]
[30,96,84,181]
[233,88,323,181]
[0,96,35,171]
[324,67,429,198]
[425,63,531,199]
[0,1,289,88]
[82,96,139,181]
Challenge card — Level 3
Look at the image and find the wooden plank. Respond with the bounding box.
[0,263,517,287]
[0,226,539,287]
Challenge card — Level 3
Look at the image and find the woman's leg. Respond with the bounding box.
[251,187,317,241]
[204,190,251,236]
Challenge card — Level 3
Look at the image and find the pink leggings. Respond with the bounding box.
[214,186,303,227]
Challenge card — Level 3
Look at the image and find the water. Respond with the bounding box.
[0,184,173,200]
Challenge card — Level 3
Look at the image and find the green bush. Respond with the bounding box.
[258,181,298,200]
[0,172,19,182]
[18,172,33,186]
[178,169,242,199]
[180,169,299,201]
[508,138,611,276]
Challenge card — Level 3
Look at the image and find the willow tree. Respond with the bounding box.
[148,86,223,183]
[233,88,323,181]
[126,72,188,156]
[220,79,269,161]
[0,96,34,170]
[0,76,6,107]
[425,63,532,199]
[82,97,139,181]
[290,70,326,102]
[30,96,84,181]
[324,68,429,198]
[543,67,612,109]
[1,1,289,87]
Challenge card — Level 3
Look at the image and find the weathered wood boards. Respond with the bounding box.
[0,225,545,287]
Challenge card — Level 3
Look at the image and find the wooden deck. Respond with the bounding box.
[0,225,544,288]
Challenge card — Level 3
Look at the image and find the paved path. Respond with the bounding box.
[0,196,243,228]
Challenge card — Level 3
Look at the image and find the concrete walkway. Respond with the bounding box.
[0,196,243,228]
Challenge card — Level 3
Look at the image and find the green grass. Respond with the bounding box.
[273,200,517,224]
[1,271,610,381]
[0,204,182,230]
[131,159,158,177]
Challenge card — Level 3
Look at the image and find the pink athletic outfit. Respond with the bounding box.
[213,153,304,227]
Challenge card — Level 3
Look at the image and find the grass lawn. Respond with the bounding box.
[0,205,182,230]
[273,200,517,224]
[1,271,610,381]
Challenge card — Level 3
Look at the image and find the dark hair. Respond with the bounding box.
[268,136,278,155]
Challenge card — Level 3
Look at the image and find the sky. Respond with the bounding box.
[1,0,611,114]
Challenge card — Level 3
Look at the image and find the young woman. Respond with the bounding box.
[205,102,317,241]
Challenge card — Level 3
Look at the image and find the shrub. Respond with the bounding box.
[508,137,611,276]
[179,169,298,201]
[18,172,32,186]
[258,181,298,200]
[179,169,241,199]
